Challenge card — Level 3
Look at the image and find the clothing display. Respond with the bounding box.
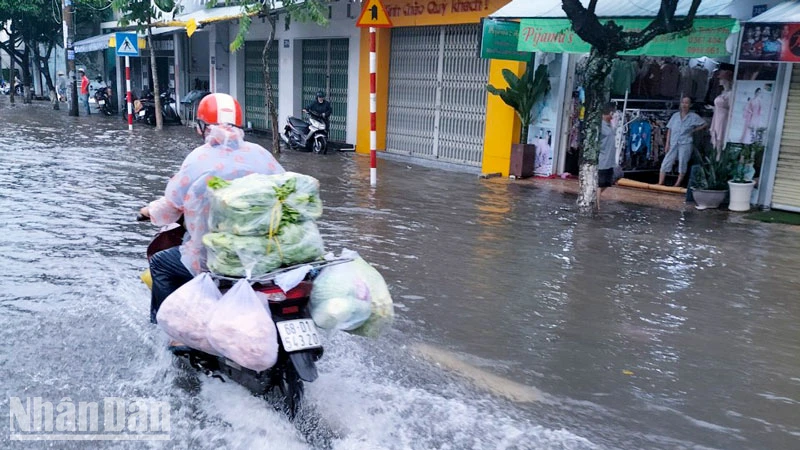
[659,62,681,99]
[611,59,637,97]
[710,89,731,151]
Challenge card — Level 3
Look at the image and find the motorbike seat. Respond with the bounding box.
[289,117,309,129]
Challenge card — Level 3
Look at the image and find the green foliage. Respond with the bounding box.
[111,0,176,29]
[729,143,764,183]
[487,64,551,144]
[206,0,329,53]
[691,146,736,191]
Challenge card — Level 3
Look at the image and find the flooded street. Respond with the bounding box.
[1,99,799,449]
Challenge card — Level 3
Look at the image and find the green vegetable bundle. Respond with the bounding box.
[208,172,323,236]
[204,222,325,277]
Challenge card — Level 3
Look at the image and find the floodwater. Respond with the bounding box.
[1,99,799,450]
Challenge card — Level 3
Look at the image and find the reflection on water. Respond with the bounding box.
[1,99,799,449]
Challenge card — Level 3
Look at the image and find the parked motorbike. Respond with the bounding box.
[135,89,182,126]
[138,215,349,418]
[94,86,114,116]
[281,111,329,154]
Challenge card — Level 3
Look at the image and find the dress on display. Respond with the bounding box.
[710,90,731,151]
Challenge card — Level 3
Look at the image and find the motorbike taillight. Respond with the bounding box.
[255,281,313,317]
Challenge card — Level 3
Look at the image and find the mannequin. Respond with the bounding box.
[710,79,732,154]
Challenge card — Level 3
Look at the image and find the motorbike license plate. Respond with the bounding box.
[98,100,105,105]
[138,110,146,117]
[276,319,321,352]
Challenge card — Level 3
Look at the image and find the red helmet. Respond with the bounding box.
[196,93,243,127]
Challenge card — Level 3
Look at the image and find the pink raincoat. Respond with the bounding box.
[148,125,284,274]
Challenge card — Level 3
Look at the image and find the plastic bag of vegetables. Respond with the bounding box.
[208,172,322,236]
[155,273,222,355]
[310,249,394,335]
[203,221,325,277]
[206,279,278,372]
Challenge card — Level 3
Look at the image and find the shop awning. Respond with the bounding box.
[74,28,180,53]
[490,0,734,19]
[749,1,800,23]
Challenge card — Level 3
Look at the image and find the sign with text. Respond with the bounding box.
[357,0,393,28]
[383,0,508,27]
[738,22,800,63]
[480,19,528,62]
[517,18,736,58]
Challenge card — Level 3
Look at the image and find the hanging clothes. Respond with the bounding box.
[627,120,653,169]
[611,59,637,97]
[659,62,681,99]
[710,89,731,151]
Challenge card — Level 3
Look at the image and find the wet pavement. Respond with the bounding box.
[1,98,799,449]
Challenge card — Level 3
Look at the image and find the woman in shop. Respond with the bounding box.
[657,96,708,187]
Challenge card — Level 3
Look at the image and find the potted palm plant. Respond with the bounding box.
[690,146,735,210]
[727,142,764,212]
[487,64,550,178]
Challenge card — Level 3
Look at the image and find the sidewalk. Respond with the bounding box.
[508,176,690,211]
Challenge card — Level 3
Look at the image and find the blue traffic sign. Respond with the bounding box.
[115,32,139,57]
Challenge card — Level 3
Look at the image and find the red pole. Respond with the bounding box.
[126,56,132,131]
[369,26,377,187]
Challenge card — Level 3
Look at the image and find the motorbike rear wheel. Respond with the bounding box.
[274,363,304,419]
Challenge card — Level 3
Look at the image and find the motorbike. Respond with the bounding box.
[281,111,329,154]
[135,89,182,126]
[138,215,350,418]
[94,86,114,116]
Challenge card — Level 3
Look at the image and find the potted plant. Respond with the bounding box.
[487,63,550,178]
[690,146,735,210]
[727,142,764,212]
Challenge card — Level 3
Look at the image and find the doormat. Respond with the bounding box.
[744,210,800,226]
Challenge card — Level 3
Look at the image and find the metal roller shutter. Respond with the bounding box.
[387,24,489,166]
[772,65,800,211]
[244,41,278,132]
[301,39,349,143]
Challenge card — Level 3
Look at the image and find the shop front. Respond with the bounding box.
[356,0,515,168]
[742,1,800,212]
[488,0,741,187]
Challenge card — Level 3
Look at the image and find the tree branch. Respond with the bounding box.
[619,0,701,51]
[588,0,598,15]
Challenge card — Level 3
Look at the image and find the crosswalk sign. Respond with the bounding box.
[356,0,393,28]
[116,32,139,57]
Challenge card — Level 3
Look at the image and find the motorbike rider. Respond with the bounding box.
[139,93,285,323]
[302,91,333,129]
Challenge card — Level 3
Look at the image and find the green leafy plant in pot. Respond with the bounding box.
[727,142,764,212]
[487,64,550,179]
[690,145,736,210]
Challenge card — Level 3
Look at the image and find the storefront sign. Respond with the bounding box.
[517,18,736,57]
[738,22,800,63]
[383,0,509,27]
[480,19,528,62]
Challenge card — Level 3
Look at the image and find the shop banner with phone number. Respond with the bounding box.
[518,18,736,57]
[738,22,800,63]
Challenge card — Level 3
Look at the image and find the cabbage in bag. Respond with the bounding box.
[206,279,278,372]
[310,250,394,335]
[156,273,222,355]
[208,172,322,236]
[203,221,325,277]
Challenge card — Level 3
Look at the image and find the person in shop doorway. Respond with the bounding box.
[302,91,332,129]
[597,103,618,209]
[78,68,90,115]
[658,96,707,187]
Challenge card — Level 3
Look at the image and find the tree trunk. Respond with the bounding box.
[22,44,32,104]
[577,48,614,213]
[41,44,58,110]
[264,15,280,154]
[147,26,164,130]
[9,47,15,105]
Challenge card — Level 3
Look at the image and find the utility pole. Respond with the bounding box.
[63,0,78,116]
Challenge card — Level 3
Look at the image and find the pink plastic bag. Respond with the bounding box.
[156,273,222,355]
[206,279,279,371]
